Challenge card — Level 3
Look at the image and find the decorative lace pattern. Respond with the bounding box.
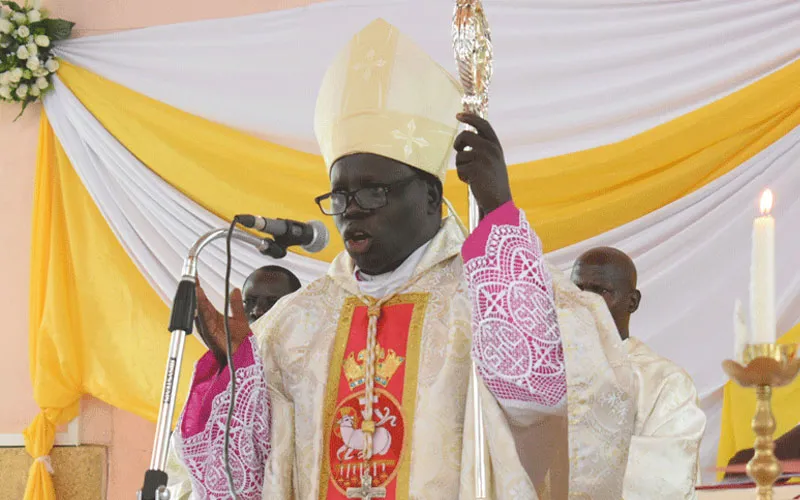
[464,209,566,408]
[175,340,270,500]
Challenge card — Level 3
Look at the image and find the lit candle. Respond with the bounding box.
[750,189,776,344]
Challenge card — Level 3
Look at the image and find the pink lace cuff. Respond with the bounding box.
[181,334,257,439]
[175,335,270,499]
[462,201,519,262]
[462,202,567,409]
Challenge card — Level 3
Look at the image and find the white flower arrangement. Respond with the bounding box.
[0,0,73,119]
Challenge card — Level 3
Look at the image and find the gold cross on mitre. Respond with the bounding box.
[346,472,386,499]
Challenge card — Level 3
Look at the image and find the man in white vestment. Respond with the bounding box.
[167,19,639,499]
[572,246,707,499]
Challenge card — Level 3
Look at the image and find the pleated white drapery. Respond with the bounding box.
[42,0,800,483]
[54,0,800,163]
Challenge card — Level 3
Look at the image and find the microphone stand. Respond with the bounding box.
[138,228,286,500]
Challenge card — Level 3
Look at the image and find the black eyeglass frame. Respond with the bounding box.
[314,175,419,216]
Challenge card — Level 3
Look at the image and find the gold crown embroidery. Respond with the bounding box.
[343,345,404,390]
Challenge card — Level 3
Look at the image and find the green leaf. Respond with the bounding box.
[1,1,23,13]
[40,18,73,41]
[13,98,29,121]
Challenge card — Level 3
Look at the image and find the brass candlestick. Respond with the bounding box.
[722,343,800,499]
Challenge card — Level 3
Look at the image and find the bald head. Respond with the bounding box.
[242,266,301,324]
[571,247,640,340]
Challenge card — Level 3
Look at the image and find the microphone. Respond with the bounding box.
[236,215,329,253]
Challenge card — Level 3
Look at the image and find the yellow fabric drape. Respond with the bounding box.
[22,410,77,500]
[57,58,800,253]
[24,117,82,500]
[508,59,800,250]
[716,323,800,478]
[24,115,205,500]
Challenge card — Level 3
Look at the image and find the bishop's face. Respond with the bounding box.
[329,153,439,276]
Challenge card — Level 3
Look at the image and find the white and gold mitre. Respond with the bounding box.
[314,18,463,182]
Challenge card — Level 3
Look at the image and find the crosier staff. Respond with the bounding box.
[452,1,493,498]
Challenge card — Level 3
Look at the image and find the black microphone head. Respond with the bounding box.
[301,221,329,253]
[236,214,257,228]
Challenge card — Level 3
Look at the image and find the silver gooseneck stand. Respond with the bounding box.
[137,228,285,500]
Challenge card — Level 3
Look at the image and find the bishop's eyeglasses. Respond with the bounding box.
[314,176,418,216]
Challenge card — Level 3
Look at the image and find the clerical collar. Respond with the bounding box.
[354,240,432,299]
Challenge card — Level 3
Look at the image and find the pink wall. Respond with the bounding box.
[0,0,323,497]
[0,100,41,433]
[79,397,157,499]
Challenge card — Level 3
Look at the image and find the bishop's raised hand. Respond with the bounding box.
[454,112,512,214]
[195,280,251,367]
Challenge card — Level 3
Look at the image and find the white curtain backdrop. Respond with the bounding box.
[54,0,800,164]
[44,77,329,310]
[42,0,800,483]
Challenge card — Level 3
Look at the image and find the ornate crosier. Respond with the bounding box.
[452,1,493,497]
[453,0,492,118]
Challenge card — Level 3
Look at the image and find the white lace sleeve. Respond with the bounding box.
[462,203,566,412]
[174,338,271,500]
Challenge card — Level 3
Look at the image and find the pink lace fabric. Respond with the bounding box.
[175,336,271,500]
[462,202,566,409]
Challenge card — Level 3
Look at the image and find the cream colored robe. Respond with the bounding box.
[165,436,194,500]
[253,217,636,499]
[622,338,707,499]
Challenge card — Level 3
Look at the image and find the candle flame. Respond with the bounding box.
[760,189,774,216]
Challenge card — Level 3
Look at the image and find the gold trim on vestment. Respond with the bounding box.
[319,297,359,500]
[390,293,428,500]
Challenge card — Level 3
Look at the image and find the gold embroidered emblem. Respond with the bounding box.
[343,344,405,390]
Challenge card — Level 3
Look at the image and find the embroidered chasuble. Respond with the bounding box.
[622,337,707,499]
[257,206,635,499]
[166,207,637,499]
[165,18,637,500]
[258,216,486,498]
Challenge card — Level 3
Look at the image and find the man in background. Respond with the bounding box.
[242,266,302,325]
[195,265,303,367]
[572,247,707,499]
